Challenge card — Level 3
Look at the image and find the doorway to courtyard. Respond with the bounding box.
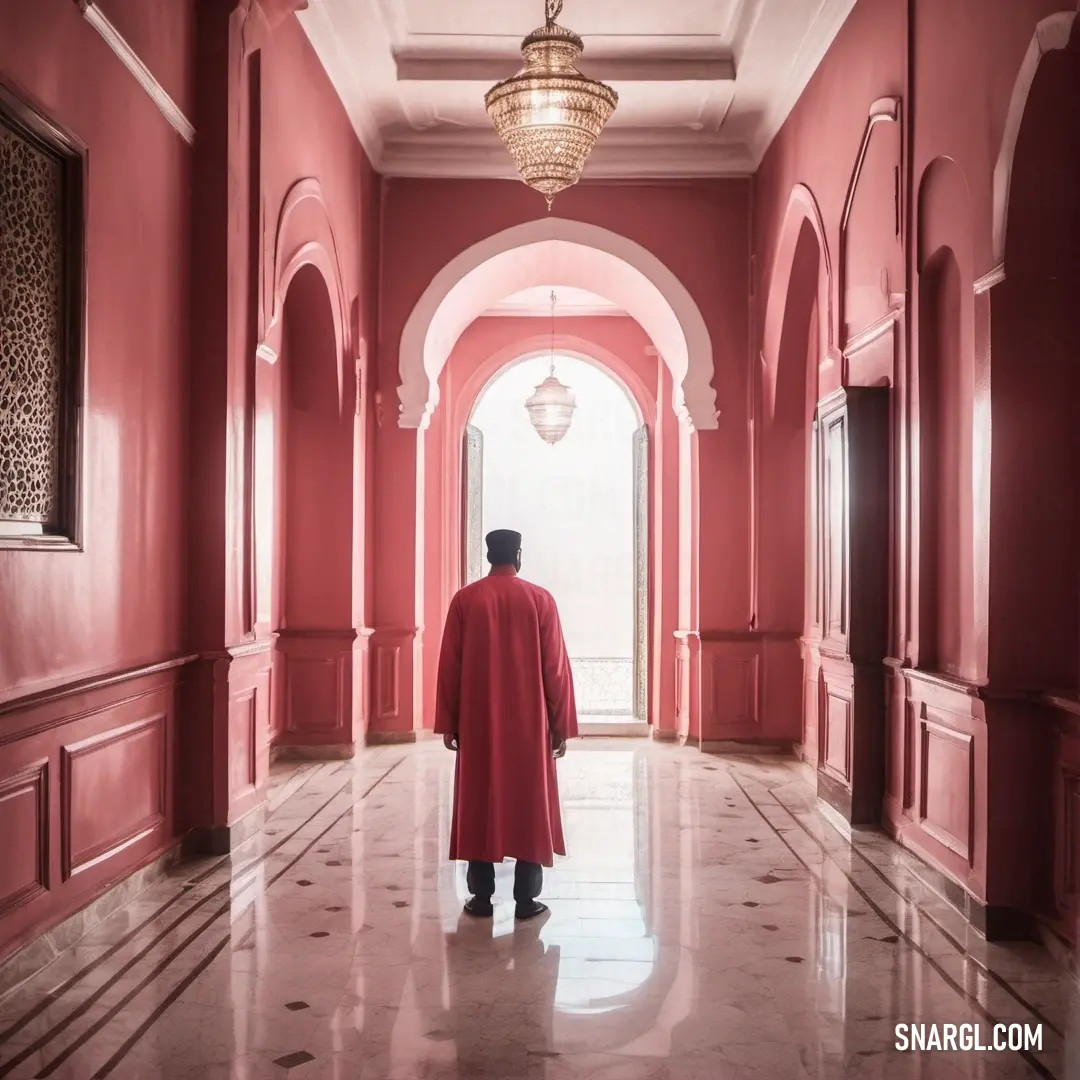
[464,354,649,735]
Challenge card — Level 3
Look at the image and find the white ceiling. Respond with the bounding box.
[297,0,857,179]
[483,286,623,317]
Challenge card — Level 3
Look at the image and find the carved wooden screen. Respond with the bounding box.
[462,424,484,584]
[0,84,85,549]
[632,425,649,721]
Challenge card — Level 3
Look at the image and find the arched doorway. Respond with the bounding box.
[463,355,649,732]
[987,14,1080,940]
[759,192,831,764]
[375,220,707,742]
[263,264,356,752]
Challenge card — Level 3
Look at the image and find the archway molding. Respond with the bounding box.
[992,9,1079,267]
[760,184,834,422]
[398,219,717,431]
[260,179,352,408]
[456,334,654,437]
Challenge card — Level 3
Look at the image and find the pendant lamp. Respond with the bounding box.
[525,291,575,444]
[484,0,618,209]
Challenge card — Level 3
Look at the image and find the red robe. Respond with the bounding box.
[434,566,578,866]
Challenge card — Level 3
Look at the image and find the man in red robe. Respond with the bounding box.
[435,529,578,920]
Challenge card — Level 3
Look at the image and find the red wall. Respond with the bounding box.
[0,0,192,961]
[753,0,1079,934]
[0,0,380,962]
[375,177,753,634]
[3,0,1077,962]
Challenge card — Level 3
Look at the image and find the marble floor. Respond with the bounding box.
[0,740,1076,1079]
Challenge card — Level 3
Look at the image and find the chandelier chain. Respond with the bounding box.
[545,0,564,26]
[550,289,557,375]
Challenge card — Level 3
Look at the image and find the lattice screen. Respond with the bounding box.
[0,121,64,527]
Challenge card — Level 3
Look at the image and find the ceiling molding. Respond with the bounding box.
[297,1,384,169]
[395,55,736,84]
[297,0,857,181]
[76,0,194,144]
[381,128,755,179]
[746,0,858,167]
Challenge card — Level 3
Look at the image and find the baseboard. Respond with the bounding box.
[579,722,649,737]
[700,740,795,755]
[365,730,418,745]
[184,801,266,856]
[1035,920,1080,983]
[271,743,356,762]
[0,843,182,1002]
[650,728,680,743]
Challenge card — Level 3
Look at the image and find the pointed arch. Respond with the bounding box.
[992,10,1079,267]
[397,218,716,430]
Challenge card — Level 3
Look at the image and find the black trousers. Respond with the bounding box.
[467,860,543,903]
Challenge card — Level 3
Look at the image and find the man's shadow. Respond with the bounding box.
[432,905,561,1078]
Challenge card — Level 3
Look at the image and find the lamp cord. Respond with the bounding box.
[549,289,557,375]
[546,0,564,27]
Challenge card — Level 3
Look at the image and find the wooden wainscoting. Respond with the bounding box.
[0,656,192,964]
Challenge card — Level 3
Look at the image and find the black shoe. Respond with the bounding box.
[514,900,548,921]
[463,896,494,918]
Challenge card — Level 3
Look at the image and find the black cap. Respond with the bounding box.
[485,529,522,550]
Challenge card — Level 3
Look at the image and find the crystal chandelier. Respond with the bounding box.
[525,291,575,444]
[485,0,618,209]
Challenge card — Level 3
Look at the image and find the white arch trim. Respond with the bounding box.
[398,219,717,431]
[993,9,1078,265]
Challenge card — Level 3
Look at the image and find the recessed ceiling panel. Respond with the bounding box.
[397,0,740,39]
[297,0,857,179]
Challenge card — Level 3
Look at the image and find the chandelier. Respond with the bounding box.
[485,0,618,209]
[525,291,575,444]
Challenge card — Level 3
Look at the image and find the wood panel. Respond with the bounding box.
[893,670,987,900]
[822,684,852,783]
[367,629,419,739]
[704,650,758,727]
[0,761,49,917]
[284,655,344,735]
[374,642,401,723]
[1060,769,1080,902]
[814,388,891,824]
[228,691,257,803]
[919,717,974,862]
[62,715,166,879]
[0,659,187,964]
[1053,711,1080,931]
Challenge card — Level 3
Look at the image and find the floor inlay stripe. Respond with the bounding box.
[0,757,401,1077]
[727,768,1056,1080]
[766,779,1067,1040]
[31,758,404,1079]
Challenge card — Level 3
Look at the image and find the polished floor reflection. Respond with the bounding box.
[0,741,1075,1079]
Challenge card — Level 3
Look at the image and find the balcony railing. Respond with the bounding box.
[569,657,634,715]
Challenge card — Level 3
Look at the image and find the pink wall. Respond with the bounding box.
[372,178,756,743]
[0,0,380,960]
[753,0,1080,934]
[184,4,380,825]
[0,0,192,961]
[96,0,194,118]
[3,0,1077,963]
[0,0,191,699]
[376,177,752,628]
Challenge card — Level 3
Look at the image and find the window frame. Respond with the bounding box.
[0,78,87,551]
